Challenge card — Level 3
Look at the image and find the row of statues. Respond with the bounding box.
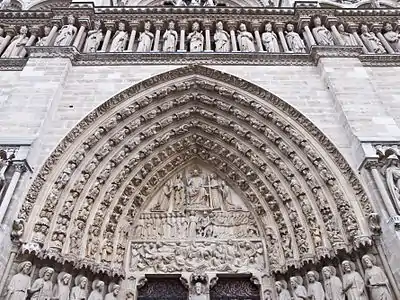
[0,16,399,57]
[6,262,121,300]
[275,256,392,300]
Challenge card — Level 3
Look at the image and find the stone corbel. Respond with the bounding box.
[326,16,344,46]
[371,23,394,54]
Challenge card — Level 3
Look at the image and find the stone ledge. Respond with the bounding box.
[0,58,28,71]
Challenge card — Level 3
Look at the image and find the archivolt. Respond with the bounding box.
[19,65,374,277]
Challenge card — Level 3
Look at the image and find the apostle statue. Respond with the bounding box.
[83,20,104,53]
[322,266,344,300]
[6,261,32,300]
[88,280,105,300]
[262,22,279,52]
[383,22,400,52]
[162,21,178,52]
[53,272,72,300]
[382,154,400,210]
[312,16,334,46]
[137,21,154,52]
[36,25,51,46]
[275,280,291,300]
[1,25,29,58]
[54,15,77,46]
[110,21,128,52]
[290,276,307,300]
[360,23,386,54]
[285,23,306,53]
[30,267,54,300]
[237,23,255,52]
[342,260,367,300]
[187,21,204,52]
[362,255,393,300]
[337,22,358,46]
[214,21,230,52]
[105,283,120,300]
[152,180,171,211]
[307,271,325,300]
[70,275,88,300]
[205,173,222,209]
[172,173,185,210]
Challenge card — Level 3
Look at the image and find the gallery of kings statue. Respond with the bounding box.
[0,0,400,297]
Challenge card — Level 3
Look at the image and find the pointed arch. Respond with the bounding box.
[19,65,374,277]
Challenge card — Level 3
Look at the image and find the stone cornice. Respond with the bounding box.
[0,58,28,71]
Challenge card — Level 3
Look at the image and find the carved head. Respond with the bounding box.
[192,21,200,32]
[289,276,299,288]
[362,255,375,268]
[20,25,28,35]
[96,280,105,292]
[307,271,317,283]
[113,284,121,296]
[322,266,332,279]
[337,22,345,33]
[384,22,393,32]
[19,261,32,275]
[275,281,282,293]
[67,15,75,25]
[62,273,72,285]
[265,22,272,32]
[195,282,203,295]
[43,25,51,36]
[216,21,223,30]
[286,23,294,32]
[43,268,54,280]
[239,23,247,32]
[79,276,88,288]
[360,23,369,34]
[313,16,322,27]
[94,20,102,30]
[118,21,126,31]
[144,21,151,31]
[341,260,353,273]
[168,21,175,30]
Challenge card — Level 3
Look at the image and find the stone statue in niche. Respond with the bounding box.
[262,22,279,52]
[381,155,400,212]
[88,280,105,300]
[342,260,367,300]
[137,21,154,52]
[83,20,104,53]
[285,23,306,53]
[30,267,54,300]
[163,21,178,52]
[359,24,385,54]
[383,22,400,52]
[290,276,307,300]
[110,21,129,52]
[311,16,334,46]
[188,21,204,52]
[337,22,358,46]
[206,173,222,209]
[105,283,120,300]
[6,261,32,300]
[190,282,207,300]
[172,173,185,210]
[70,275,88,300]
[322,266,344,300]
[54,15,77,46]
[214,21,230,52]
[36,25,51,46]
[237,23,255,52]
[187,169,207,208]
[53,272,72,300]
[1,25,29,58]
[275,280,291,300]
[307,271,325,300]
[362,255,393,300]
[152,180,172,211]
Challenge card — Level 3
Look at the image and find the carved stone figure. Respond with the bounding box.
[152,180,172,211]
[30,267,54,300]
[83,20,103,52]
[237,23,255,52]
[383,155,400,206]
[206,173,222,209]
[262,22,279,52]
[312,16,334,46]
[6,261,32,300]
[53,272,72,300]
[105,284,120,300]
[172,173,185,210]
[285,23,306,53]
[362,255,392,300]
[383,23,400,52]
[10,218,24,242]
[342,260,367,300]
[275,280,291,300]
[322,266,344,300]
[70,275,88,300]
[1,25,29,58]
[0,0,11,10]
[54,15,77,46]
[163,21,178,52]
[110,21,128,52]
[0,26,4,46]
[188,21,204,52]
[290,276,307,300]
[337,23,357,46]
[88,280,105,300]
[190,282,207,300]
[189,0,201,5]
[36,25,51,46]
[360,24,385,54]
[137,21,154,52]
[307,271,325,300]
[172,0,187,5]
[214,21,230,52]
[187,169,207,207]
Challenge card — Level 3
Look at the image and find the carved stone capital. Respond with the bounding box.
[51,17,63,27]
[388,215,400,231]
[78,17,91,28]
[274,22,285,32]
[227,21,237,31]
[251,21,261,31]
[29,25,41,37]
[370,23,383,32]
[14,163,27,173]
[203,20,212,30]
[178,20,188,30]
[5,25,16,37]
[154,21,163,30]
[347,22,358,33]
[105,21,115,31]
[326,16,338,27]
[298,17,311,30]
[129,20,140,29]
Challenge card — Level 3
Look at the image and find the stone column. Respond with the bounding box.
[348,23,369,54]
[152,21,163,52]
[0,26,15,56]
[127,21,139,52]
[275,22,289,52]
[101,21,115,52]
[0,248,18,296]
[19,25,40,58]
[46,20,61,46]
[326,16,344,46]
[370,166,396,217]
[227,21,238,52]
[251,22,264,52]
[204,20,212,52]
[178,20,187,52]
[371,23,394,54]
[299,17,316,48]
[73,17,90,50]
